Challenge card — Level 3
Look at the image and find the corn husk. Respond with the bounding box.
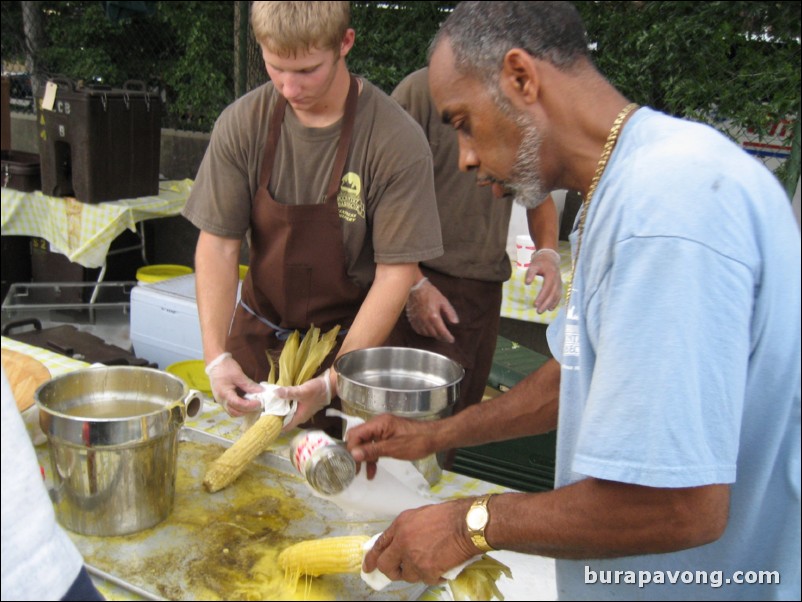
[278,330,301,387]
[449,555,512,601]
[266,352,277,385]
[296,325,340,384]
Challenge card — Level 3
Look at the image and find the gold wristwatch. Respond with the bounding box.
[466,494,495,552]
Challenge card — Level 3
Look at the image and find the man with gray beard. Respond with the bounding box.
[347,2,800,600]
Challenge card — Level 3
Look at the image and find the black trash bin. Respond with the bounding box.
[37,77,161,204]
[1,150,41,301]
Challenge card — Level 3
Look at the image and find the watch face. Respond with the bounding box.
[467,505,489,530]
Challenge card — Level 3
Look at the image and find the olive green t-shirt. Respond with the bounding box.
[182,78,443,288]
[391,68,512,282]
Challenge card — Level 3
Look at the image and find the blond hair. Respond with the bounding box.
[251,1,351,57]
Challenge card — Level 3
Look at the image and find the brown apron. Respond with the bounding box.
[227,76,365,434]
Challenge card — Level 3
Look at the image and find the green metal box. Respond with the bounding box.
[451,336,556,492]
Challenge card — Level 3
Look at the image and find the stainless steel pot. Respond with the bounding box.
[334,347,464,484]
[35,366,203,536]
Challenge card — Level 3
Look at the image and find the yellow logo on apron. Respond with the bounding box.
[337,172,365,222]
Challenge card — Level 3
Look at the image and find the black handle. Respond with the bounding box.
[1,318,43,336]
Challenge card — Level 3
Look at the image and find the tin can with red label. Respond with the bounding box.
[290,430,356,495]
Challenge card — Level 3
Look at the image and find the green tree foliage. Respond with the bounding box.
[575,1,800,136]
[22,1,234,131]
[6,0,798,169]
[348,1,456,93]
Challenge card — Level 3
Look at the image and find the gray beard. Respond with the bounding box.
[509,114,548,209]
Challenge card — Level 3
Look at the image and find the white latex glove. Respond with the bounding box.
[525,248,563,313]
[275,368,334,431]
[405,277,458,343]
[204,352,264,417]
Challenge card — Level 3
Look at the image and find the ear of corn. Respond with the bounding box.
[205,325,341,493]
[278,535,512,601]
[203,414,283,492]
[278,535,371,578]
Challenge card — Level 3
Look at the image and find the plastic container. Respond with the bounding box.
[452,336,556,492]
[130,274,202,369]
[37,78,161,203]
[1,281,135,353]
[166,359,212,397]
[136,264,193,284]
[1,150,41,191]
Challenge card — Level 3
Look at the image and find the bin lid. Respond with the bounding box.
[165,360,211,397]
[136,264,193,284]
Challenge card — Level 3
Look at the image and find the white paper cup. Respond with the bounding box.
[515,235,535,268]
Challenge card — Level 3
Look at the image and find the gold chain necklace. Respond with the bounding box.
[565,103,639,307]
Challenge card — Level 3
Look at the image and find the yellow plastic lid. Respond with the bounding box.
[165,359,211,396]
[136,264,193,284]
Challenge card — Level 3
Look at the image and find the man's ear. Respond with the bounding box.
[500,49,540,106]
[340,28,356,58]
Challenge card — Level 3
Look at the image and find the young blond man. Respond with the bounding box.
[183,2,443,434]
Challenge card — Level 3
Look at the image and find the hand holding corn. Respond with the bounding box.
[278,535,511,600]
[203,326,340,493]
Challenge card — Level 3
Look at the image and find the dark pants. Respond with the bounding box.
[61,566,104,601]
[384,267,503,468]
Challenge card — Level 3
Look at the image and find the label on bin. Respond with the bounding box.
[42,82,58,112]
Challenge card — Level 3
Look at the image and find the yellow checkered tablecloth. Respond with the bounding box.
[500,240,573,325]
[1,337,515,601]
[0,179,192,269]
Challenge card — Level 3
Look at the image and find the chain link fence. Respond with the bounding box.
[2,1,799,192]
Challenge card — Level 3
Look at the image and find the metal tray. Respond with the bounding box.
[37,427,427,601]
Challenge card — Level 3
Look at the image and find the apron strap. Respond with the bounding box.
[258,75,359,199]
[259,93,287,190]
[324,75,359,203]
[239,300,349,341]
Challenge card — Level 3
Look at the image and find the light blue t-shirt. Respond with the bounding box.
[547,108,801,600]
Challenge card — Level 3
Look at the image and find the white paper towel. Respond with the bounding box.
[515,235,535,269]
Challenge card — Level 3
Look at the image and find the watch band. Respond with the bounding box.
[467,494,495,552]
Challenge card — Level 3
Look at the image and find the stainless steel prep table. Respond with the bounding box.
[2,336,556,601]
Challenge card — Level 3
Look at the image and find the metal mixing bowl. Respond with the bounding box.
[334,347,464,418]
[334,347,464,485]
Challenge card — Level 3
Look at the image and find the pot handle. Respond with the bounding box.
[169,390,204,427]
[183,389,204,418]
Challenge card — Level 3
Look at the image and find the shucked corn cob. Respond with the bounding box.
[277,535,512,600]
[202,414,283,492]
[279,535,371,578]
[203,325,341,493]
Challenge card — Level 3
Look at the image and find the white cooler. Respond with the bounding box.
[130,274,204,369]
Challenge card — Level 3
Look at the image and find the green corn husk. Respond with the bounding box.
[278,330,301,386]
[295,324,340,384]
[294,325,320,382]
[264,325,341,387]
[449,555,513,602]
[265,352,277,385]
